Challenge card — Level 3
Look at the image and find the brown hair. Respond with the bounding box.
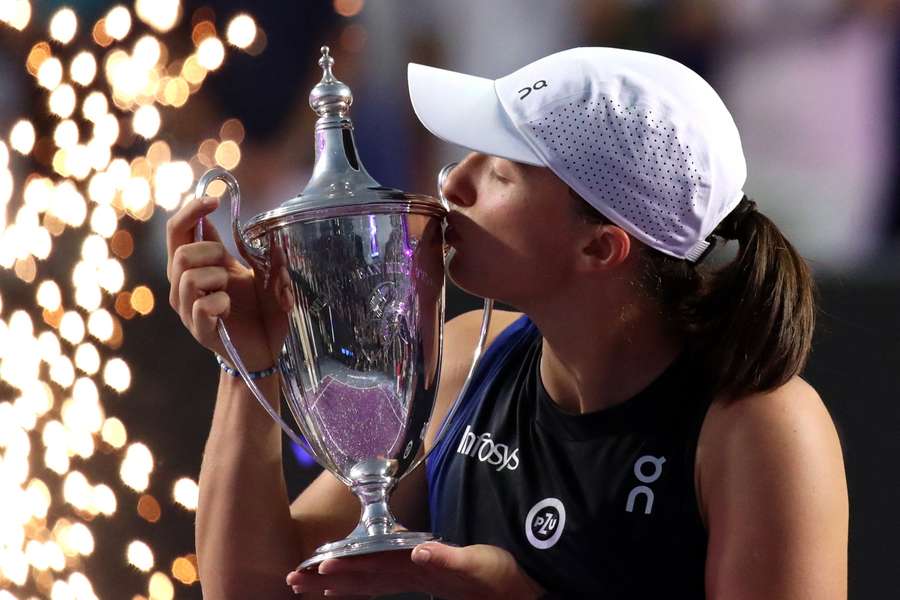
[570,189,817,399]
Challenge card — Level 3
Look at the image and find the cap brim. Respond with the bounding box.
[408,63,543,166]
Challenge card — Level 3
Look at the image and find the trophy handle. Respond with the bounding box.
[403,161,494,475]
[433,298,493,446]
[195,167,269,272]
[194,169,321,460]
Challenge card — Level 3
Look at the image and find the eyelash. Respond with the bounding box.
[490,169,510,184]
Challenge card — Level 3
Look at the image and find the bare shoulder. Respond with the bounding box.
[440,307,523,395]
[697,377,848,598]
[700,376,842,469]
[444,308,523,353]
[423,309,523,449]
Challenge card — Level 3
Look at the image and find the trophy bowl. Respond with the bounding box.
[194,47,492,570]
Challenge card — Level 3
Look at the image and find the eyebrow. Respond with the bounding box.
[493,157,526,176]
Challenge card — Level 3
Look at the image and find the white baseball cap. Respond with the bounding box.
[408,47,747,262]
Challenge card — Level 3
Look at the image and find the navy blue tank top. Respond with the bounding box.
[426,316,713,598]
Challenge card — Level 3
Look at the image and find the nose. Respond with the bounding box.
[439,153,479,208]
[437,162,458,209]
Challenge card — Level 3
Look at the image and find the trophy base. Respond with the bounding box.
[298,531,438,571]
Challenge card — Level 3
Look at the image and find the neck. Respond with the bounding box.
[531,298,683,415]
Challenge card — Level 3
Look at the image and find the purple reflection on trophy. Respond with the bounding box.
[311,375,405,462]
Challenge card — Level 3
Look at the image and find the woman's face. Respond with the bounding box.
[440,152,585,307]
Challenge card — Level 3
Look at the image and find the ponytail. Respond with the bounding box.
[642,197,817,399]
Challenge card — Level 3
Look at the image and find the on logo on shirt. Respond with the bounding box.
[626,455,666,514]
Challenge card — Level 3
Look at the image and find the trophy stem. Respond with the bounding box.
[351,477,400,537]
[297,465,437,571]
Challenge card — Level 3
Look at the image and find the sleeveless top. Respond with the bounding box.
[426,315,714,599]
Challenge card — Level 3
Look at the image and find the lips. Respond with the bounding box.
[444,222,461,244]
[444,212,465,245]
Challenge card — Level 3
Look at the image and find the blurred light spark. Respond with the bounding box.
[49,7,77,44]
[196,37,225,70]
[172,477,199,511]
[226,14,256,49]
[70,51,97,86]
[135,0,180,33]
[9,119,35,154]
[103,357,130,392]
[0,2,263,595]
[105,5,132,40]
[37,56,63,90]
[127,540,154,572]
[148,571,175,600]
[49,84,77,118]
[132,105,161,139]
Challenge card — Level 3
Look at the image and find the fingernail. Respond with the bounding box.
[412,547,431,564]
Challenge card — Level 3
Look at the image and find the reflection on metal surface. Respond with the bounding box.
[268,211,445,480]
[195,47,493,571]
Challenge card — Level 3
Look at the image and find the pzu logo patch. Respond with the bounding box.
[525,497,566,549]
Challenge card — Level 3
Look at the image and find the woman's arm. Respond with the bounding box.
[167,197,364,598]
[197,374,305,599]
[698,376,849,600]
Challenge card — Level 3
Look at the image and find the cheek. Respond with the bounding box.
[446,227,573,303]
[448,187,577,301]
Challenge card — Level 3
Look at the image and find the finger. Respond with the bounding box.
[168,242,228,309]
[191,291,229,343]
[288,571,392,596]
[166,195,219,279]
[178,265,228,319]
[411,542,471,573]
[316,551,412,576]
[198,215,224,242]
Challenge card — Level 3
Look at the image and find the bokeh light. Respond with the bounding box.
[196,37,225,70]
[334,0,365,18]
[103,357,131,392]
[133,105,161,139]
[127,540,154,572]
[49,7,77,44]
[172,477,199,511]
[70,51,97,86]
[226,14,256,49]
[9,119,35,154]
[37,57,63,90]
[171,555,198,585]
[135,0,180,33]
[149,571,174,600]
[49,84,77,118]
[105,5,132,40]
[0,3,263,596]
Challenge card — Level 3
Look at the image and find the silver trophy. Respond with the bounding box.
[194,47,492,570]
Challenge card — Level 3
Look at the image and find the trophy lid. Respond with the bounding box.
[245,46,444,236]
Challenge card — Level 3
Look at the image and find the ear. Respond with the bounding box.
[579,224,631,271]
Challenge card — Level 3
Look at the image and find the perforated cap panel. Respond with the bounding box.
[522,96,705,257]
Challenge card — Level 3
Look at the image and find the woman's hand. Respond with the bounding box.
[284,541,545,599]
[166,195,278,371]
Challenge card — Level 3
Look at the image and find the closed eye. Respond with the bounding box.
[490,168,511,184]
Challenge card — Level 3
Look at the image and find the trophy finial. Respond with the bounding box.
[319,46,335,80]
[310,45,352,117]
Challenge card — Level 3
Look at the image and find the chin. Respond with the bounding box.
[446,251,520,306]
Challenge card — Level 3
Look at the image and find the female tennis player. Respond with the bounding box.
[166,48,848,599]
